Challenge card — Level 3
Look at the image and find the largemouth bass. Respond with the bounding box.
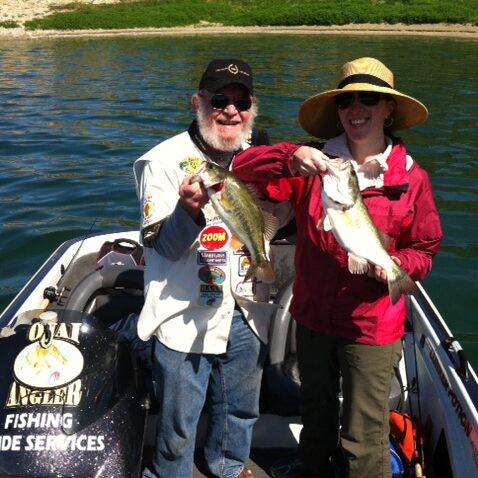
[320,158,417,304]
[195,161,276,284]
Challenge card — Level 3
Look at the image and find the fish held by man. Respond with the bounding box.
[194,161,276,284]
[319,158,418,304]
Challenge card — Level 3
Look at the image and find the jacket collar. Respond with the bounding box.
[383,143,409,189]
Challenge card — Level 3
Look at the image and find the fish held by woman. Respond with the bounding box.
[319,158,418,304]
[193,161,276,284]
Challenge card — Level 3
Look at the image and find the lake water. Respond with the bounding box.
[0,33,477,368]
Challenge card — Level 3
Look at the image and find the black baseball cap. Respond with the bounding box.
[199,59,253,94]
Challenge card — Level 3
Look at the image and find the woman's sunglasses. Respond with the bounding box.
[335,92,383,110]
[209,94,252,112]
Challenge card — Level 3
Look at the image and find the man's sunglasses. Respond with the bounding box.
[335,92,383,110]
[209,94,252,112]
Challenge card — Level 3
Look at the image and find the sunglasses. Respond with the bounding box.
[209,94,252,112]
[335,92,383,110]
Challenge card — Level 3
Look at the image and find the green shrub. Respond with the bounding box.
[0,20,19,28]
[25,0,478,31]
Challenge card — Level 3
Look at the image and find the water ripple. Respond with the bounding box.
[0,34,477,366]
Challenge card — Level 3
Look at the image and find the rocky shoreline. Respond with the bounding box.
[2,23,478,40]
[0,0,118,26]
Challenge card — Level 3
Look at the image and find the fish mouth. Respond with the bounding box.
[325,158,350,176]
[194,161,224,188]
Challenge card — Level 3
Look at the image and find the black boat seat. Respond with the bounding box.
[64,264,145,328]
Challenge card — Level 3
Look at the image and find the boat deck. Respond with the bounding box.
[141,447,293,477]
[194,449,293,477]
[142,414,300,477]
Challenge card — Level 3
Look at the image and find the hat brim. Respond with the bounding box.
[298,83,428,139]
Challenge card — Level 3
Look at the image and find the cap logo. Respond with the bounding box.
[214,63,250,77]
[199,59,253,94]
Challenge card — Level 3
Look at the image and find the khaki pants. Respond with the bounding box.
[296,325,402,478]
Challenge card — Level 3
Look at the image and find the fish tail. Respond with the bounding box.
[257,261,276,284]
[388,266,418,305]
[245,260,276,284]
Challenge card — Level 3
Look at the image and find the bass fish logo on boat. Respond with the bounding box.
[6,321,84,408]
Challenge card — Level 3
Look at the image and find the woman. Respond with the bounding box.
[232,57,443,478]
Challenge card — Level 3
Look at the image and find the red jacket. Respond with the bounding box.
[233,142,443,345]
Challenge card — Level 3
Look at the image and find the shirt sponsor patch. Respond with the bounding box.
[142,195,155,226]
[198,266,226,285]
[233,245,250,256]
[238,256,251,277]
[235,281,255,298]
[197,251,228,266]
[179,157,203,175]
[199,226,229,250]
[199,284,223,307]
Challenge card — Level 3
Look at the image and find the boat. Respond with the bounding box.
[0,230,477,477]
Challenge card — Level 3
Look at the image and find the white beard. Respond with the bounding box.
[196,102,258,152]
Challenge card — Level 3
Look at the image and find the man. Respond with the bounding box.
[133,59,272,478]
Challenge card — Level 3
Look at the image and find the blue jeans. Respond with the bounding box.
[110,313,153,369]
[143,312,266,478]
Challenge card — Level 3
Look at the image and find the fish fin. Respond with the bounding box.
[230,235,245,251]
[258,261,276,284]
[263,210,281,242]
[244,265,255,283]
[244,182,261,198]
[388,266,418,305]
[245,259,276,284]
[317,214,331,231]
[218,190,233,209]
[359,158,385,179]
[348,253,369,274]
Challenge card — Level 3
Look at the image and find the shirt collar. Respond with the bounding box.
[323,133,393,191]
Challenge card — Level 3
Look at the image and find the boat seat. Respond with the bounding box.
[64,264,145,328]
[90,289,144,328]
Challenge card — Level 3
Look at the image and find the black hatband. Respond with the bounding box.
[338,74,392,89]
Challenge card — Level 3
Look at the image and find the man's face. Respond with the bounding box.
[195,84,257,153]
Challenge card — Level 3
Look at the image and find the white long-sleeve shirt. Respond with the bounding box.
[133,131,275,354]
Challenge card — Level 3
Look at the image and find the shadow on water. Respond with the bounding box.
[0,33,477,366]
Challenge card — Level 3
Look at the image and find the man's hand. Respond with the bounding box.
[179,176,209,221]
[289,146,328,176]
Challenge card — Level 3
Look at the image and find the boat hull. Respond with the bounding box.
[0,231,477,477]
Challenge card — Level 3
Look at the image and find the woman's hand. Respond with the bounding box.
[289,146,328,176]
[368,256,402,283]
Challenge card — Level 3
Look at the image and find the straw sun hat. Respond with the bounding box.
[298,57,428,139]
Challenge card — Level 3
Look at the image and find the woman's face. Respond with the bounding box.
[337,92,395,146]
